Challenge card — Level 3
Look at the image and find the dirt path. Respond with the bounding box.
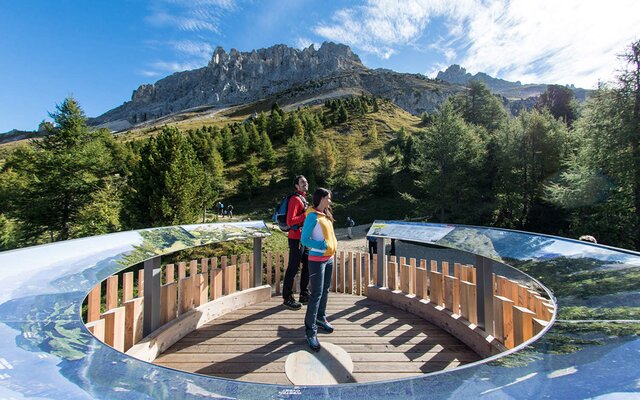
[334,224,371,255]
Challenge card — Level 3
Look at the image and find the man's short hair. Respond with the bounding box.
[294,175,306,188]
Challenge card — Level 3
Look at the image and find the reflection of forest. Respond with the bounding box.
[120,225,268,266]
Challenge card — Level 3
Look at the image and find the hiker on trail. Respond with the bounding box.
[300,187,337,352]
[227,204,234,218]
[282,175,310,310]
[218,202,224,216]
[346,216,355,239]
[367,236,377,260]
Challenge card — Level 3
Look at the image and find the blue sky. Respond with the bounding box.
[1,0,638,132]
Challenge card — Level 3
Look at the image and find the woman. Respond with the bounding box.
[300,188,338,352]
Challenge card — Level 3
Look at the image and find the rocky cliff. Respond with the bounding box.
[91,42,461,130]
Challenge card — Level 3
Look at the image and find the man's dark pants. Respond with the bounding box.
[283,238,309,300]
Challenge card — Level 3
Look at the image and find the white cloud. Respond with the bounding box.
[295,37,321,51]
[150,60,207,73]
[139,70,162,77]
[170,40,214,59]
[312,0,640,87]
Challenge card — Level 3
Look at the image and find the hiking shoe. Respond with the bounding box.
[306,334,321,352]
[299,294,309,305]
[316,319,334,333]
[283,297,302,310]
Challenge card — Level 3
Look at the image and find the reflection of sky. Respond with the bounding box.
[532,240,640,266]
[0,232,141,304]
[0,323,91,399]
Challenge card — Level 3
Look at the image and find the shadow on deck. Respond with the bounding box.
[154,293,480,385]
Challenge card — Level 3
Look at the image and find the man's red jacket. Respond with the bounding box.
[286,191,307,240]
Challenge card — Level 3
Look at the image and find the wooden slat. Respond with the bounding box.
[363,255,370,295]
[124,297,143,351]
[409,258,416,295]
[195,272,208,306]
[266,251,273,286]
[87,284,101,323]
[532,318,548,336]
[210,268,223,300]
[372,254,378,284]
[355,252,362,296]
[415,267,427,299]
[179,277,194,315]
[105,275,118,310]
[274,253,281,295]
[189,260,198,276]
[240,263,250,291]
[459,280,477,324]
[339,251,346,293]
[493,295,514,348]
[224,265,237,295]
[346,251,353,294]
[387,261,398,291]
[123,272,134,303]
[86,319,105,342]
[165,264,175,284]
[400,263,411,295]
[160,282,177,325]
[429,271,443,306]
[513,305,536,346]
[137,268,144,296]
[101,306,125,351]
[178,262,187,280]
[443,275,458,313]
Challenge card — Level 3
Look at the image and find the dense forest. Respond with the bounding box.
[0,41,638,251]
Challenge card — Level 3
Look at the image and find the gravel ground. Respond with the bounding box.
[334,224,371,255]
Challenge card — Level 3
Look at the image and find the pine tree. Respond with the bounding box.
[220,125,235,162]
[259,130,276,169]
[239,155,261,199]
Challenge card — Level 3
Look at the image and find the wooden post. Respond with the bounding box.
[388,261,398,291]
[444,275,459,313]
[346,251,353,294]
[409,258,416,295]
[101,307,125,351]
[460,280,477,324]
[275,253,281,296]
[142,256,160,337]
[355,253,362,295]
[532,318,549,336]
[225,265,236,295]
[165,264,175,284]
[266,251,273,286]
[178,277,194,315]
[189,260,198,276]
[123,272,134,302]
[430,271,443,306]
[400,263,412,295]
[124,297,143,351]
[493,295,514,348]
[137,268,144,297]
[415,266,427,299]
[178,262,187,280]
[340,251,346,293]
[106,275,118,310]
[160,282,177,325]
[240,263,250,290]
[363,256,370,295]
[87,284,101,322]
[513,306,536,346]
[195,272,208,306]
[85,319,105,342]
[210,268,223,300]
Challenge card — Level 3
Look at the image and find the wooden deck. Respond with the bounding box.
[154,293,481,384]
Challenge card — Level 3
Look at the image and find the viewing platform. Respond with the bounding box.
[154,294,480,384]
[1,220,638,399]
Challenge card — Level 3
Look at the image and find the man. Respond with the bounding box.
[282,175,310,310]
[346,216,355,239]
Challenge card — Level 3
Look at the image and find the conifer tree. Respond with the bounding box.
[259,130,276,169]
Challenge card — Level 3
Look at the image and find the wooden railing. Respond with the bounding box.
[84,249,553,354]
[83,252,262,353]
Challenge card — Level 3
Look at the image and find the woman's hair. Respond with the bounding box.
[312,187,334,221]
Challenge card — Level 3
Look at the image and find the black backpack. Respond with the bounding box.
[272,193,307,232]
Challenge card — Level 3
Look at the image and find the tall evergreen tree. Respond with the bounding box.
[259,130,277,170]
[0,98,117,243]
